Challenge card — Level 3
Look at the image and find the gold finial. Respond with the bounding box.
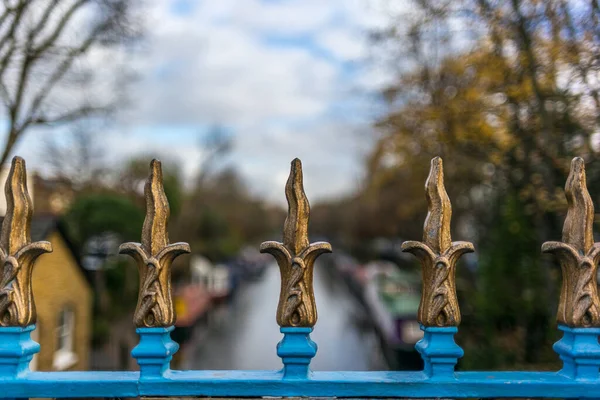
[284,158,310,255]
[401,157,474,327]
[0,157,52,327]
[260,159,332,327]
[542,157,600,327]
[423,157,452,254]
[562,157,594,252]
[120,159,191,327]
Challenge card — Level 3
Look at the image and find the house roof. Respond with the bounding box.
[0,215,92,286]
[30,215,59,242]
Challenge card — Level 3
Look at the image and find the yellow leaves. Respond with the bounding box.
[377,47,515,168]
[371,1,600,227]
[518,179,568,215]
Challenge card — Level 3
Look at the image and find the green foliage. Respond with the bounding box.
[194,207,242,260]
[104,258,139,316]
[172,167,281,263]
[461,194,558,369]
[163,172,183,217]
[62,193,144,247]
[62,193,144,340]
[478,195,541,328]
[91,317,111,348]
[119,156,184,217]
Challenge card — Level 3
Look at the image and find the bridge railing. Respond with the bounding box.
[0,155,599,398]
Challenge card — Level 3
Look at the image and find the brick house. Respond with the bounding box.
[27,216,93,371]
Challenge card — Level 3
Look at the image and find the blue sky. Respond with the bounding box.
[9,0,394,204]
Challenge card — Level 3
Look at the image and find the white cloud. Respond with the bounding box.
[8,0,394,203]
[319,29,366,61]
[125,0,346,127]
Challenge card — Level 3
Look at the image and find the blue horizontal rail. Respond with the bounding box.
[3,370,600,398]
[0,325,599,398]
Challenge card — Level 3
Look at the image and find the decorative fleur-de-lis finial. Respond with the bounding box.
[260,159,332,327]
[119,159,190,328]
[542,157,600,327]
[0,157,52,327]
[401,157,474,327]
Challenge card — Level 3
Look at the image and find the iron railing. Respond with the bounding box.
[0,155,599,398]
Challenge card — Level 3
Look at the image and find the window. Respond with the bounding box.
[53,307,77,370]
[57,308,74,352]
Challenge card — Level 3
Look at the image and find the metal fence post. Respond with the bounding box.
[402,157,473,379]
[554,326,600,380]
[0,326,39,378]
[132,326,179,379]
[120,160,190,380]
[261,159,331,381]
[415,325,463,378]
[543,158,600,382]
[276,327,317,379]
[0,157,50,382]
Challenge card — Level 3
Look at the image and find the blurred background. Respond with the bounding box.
[0,0,598,373]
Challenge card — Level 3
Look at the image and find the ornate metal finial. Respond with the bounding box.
[260,159,332,327]
[120,159,191,328]
[542,157,600,327]
[0,157,52,327]
[401,157,474,327]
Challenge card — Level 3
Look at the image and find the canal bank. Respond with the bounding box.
[180,262,388,370]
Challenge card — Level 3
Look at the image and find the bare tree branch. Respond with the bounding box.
[31,0,88,56]
[29,103,107,125]
[26,20,111,123]
[26,0,60,44]
[0,0,140,166]
[0,0,28,57]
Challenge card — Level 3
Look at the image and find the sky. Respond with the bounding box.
[9,0,397,204]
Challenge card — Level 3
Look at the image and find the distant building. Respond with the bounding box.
[0,168,75,217]
[190,255,231,300]
[32,175,75,216]
[27,216,93,371]
[171,255,213,347]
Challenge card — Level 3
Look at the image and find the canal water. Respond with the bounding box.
[180,263,388,370]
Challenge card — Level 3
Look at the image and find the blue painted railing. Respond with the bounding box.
[1,156,600,399]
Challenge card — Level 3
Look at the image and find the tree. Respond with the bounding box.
[61,192,145,345]
[197,125,233,184]
[174,167,281,262]
[361,0,600,368]
[42,129,106,187]
[62,193,144,246]
[0,0,141,165]
[117,156,184,217]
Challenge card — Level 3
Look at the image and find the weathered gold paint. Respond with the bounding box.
[260,159,332,327]
[542,157,600,327]
[402,157,474,327]
[120,159,191,327]
[0,157,52,327]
